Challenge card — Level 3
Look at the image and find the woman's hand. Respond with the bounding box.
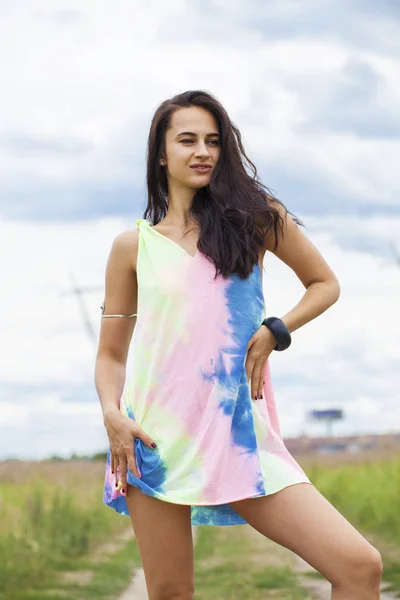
[103,408,157,494]
[245,326,276,400]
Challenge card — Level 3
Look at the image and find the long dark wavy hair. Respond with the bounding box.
[143,90,304,280]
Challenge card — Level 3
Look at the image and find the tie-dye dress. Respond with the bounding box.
[103,217,312,525]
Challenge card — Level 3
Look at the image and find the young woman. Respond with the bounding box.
[95,90,383,600]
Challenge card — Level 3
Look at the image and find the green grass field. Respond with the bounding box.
[0,459,134,600]
[304,452,400,546]
[1,451,399,599]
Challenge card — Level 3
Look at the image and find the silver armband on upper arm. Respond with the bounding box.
[100,302,137,318]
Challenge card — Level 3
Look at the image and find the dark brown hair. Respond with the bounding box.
[143,90,304,279]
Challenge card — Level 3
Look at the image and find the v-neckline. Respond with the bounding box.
[145,220,200,259]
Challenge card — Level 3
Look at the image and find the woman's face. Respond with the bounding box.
[161,106,221,191]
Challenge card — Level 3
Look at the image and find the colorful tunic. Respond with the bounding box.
[103,218,312,525]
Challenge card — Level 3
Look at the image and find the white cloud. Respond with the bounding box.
[0,0,399,215]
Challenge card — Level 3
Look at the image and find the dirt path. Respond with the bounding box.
[59,528,134,589]
[119,568,148,600]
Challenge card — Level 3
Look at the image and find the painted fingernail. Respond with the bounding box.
[151,442,157,448]
[122,488,125,494]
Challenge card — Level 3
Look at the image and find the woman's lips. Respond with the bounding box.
[190,166,211,174]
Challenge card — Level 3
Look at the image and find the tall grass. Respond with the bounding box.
[0,460,127,599]
[305,453,400,545]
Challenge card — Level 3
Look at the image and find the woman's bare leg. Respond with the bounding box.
[229,483,383,599]
[125,485,194,600]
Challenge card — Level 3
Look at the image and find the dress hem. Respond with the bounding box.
[104,478,314,509]
[104,476,314,525]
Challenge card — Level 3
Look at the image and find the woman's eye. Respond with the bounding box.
[180,139,220,145]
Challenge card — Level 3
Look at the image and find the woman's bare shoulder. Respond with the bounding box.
[110,228,139,273]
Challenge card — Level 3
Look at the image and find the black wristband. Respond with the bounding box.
[261,317,292,351]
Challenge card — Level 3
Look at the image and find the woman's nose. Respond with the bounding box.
[195,144,210,156]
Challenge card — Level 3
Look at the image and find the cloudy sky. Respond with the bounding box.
[1,0,399,460]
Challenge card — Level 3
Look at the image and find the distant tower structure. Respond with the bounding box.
[60,272,102,346]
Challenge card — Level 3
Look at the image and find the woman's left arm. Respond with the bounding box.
[246,202,340,400]
[265,202,341,333]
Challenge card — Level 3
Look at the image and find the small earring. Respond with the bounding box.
[160,160,165,166]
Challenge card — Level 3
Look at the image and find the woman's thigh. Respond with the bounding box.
[228,482,383,586]
[125,484,194,599]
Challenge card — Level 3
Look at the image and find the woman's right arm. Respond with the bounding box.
[94,230,138,420]
[94,230,157,491]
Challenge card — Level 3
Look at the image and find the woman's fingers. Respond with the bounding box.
[115,445,142,497]
[248,360,265,400]
[245,357,254,386]
[110,421,158,496]
[246,357,260,400]
[110,452,116,474]
[111,450,126,494]
[118,457,128,495]
[251,369,260,400]
[134,424,157,450]
[126,443,141,479]
[256,363,265,400]
[112,454,122,491]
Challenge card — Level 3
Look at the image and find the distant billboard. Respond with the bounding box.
[307,409,344,421]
